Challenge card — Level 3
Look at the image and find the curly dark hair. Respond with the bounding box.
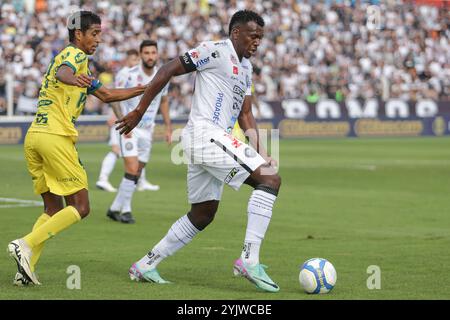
[228,10,265,36]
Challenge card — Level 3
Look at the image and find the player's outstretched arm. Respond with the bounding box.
[56,65,93,87]
[116,58,189,135]
[159,96,172,144]
[92,85,146,104]
[238,95,276,167]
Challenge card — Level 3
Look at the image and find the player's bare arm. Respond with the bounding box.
[55,65,93,87]
[159,96,172,144]
[238,95,276,167]
[116,58,188,134]
[93,85,146,104]
[110,102,124,119]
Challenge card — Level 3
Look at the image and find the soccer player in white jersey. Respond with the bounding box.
[117,10,281,292]
[96,49,140,193]
[107,40,172,224]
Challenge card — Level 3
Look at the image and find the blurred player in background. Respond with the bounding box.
[117,10,282,292]
[7,11,147,286]
[96,49,140,193]
[106,40,172,224]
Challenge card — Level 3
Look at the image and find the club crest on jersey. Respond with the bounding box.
[190,51,199,59]
[137,75,143,82]
[233,66,238,75]
[74,52,86,64]
[125,142,134,151]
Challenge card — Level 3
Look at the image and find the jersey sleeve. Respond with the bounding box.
[245,75,253,96]
[60,47,88,74]
[245,66,253,96]
[179,41,214,72]
[114,69,127,88]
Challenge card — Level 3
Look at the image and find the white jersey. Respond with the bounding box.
[115,64,169,129]
[180,39,253,132]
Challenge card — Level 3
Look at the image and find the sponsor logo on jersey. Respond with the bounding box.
[214,41,227,46]
[196,57,210,68]
[190,51,199,59]
[233,66,238,75]
[233,85,245,99]
[212,92,224,124]
[211,50,220,58]
[37,99,53,107]
[56,177,80,183]
[224,133,243,148]
[224,167,240,184]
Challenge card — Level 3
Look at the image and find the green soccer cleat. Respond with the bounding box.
[128,263,171,284]
[233,258,279,293]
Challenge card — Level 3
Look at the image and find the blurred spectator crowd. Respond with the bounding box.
[0,0,449,116]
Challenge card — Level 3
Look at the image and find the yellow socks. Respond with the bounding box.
[23,206,81,249]
[30,213,51,272]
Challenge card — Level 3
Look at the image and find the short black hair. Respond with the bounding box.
[228,10,265,36]
[126,49,139,56]
[67,11,101,42]
[140,40,158,52]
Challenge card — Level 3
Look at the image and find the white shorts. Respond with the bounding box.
[108,126,119,146]
[118,126,154,163]
[182,126,266,204]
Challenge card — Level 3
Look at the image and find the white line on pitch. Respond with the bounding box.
[0,197,43,208]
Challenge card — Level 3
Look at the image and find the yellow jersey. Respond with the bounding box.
[29,44,102,137]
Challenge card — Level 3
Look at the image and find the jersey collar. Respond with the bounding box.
[139,63,157,79]
[226,39,242,65]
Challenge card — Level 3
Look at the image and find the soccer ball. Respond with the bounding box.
[299,258,337,294]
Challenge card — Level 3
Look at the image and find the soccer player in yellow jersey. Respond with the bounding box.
[7,11,147,286]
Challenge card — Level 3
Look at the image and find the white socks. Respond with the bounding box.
[99,151,117,181]
[135,189,277,272]
[241,189,277,266]
[139,167,147,184]
[110,174,137,213]
[137,214,200,271]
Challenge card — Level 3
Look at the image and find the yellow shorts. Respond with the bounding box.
[24,131,88,196]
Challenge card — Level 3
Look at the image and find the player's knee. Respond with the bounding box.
[76,204,90,219]
[188,210,216,230]
[124,172,139,183]
[257,174,281,193]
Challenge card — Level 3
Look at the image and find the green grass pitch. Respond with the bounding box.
[0,137,449,299]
